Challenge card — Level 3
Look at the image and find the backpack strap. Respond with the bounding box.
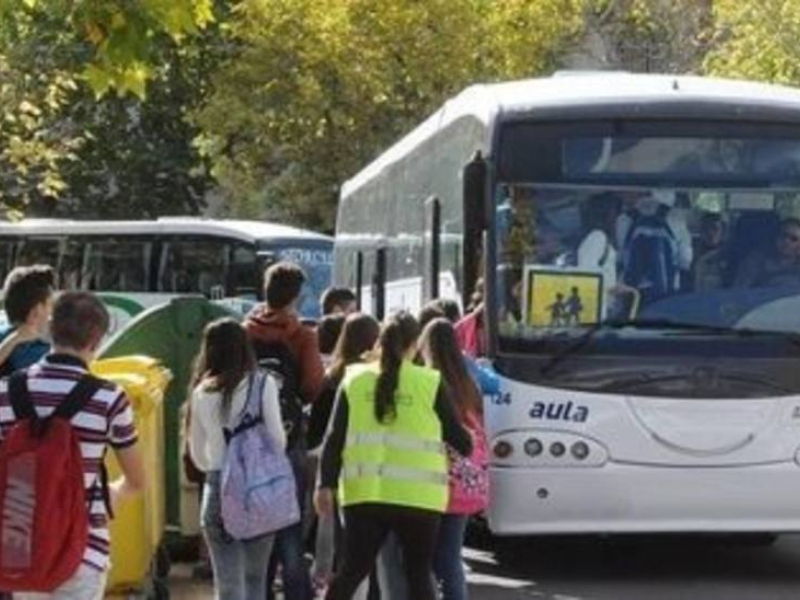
[53,375,103,421]
[245,370,267,421]
[8,371,36,422]
[223,371,267,443]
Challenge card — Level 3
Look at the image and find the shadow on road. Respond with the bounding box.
[462,534,800,599]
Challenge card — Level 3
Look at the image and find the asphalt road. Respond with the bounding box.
[171,534,800,599]
[463,533,800,599]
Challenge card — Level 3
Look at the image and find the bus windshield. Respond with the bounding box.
[495,127,800,348]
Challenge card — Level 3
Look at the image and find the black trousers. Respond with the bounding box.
[325,503,441,600]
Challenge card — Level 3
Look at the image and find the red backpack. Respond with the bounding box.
[0,371,100,592]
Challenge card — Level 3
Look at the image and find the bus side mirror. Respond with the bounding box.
[462,151,487,309]
[463,151,488,232]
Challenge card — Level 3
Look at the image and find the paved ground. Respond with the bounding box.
[169,533,800,599]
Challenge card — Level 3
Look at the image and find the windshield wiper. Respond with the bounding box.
[539,318,800,378]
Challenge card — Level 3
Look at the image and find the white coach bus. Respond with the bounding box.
[334,73,800,539]
[0,218,333,332]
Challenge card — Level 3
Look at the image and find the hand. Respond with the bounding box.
[314,488,335,517]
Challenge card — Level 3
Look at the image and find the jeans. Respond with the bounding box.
[267,449,312,600]
[13,565,107,600]
[325,503,441,600]
[202,473,275,600]
[433,515,469,600]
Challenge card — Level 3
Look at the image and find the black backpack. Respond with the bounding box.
[251,340,306,450]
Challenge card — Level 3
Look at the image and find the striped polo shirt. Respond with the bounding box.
[0,354,138,571]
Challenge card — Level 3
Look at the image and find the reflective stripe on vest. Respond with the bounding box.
[346,432,445,454]
[342,464,448,486]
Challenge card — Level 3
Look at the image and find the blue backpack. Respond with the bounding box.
[220,370,300,540]
[621,207,679,304]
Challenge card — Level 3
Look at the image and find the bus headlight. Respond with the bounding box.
[493,440,514,459]
[550,442,566,457]
[524,438,543,457]
[571,441,590,460]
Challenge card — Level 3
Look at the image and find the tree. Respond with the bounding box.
[0,0,225,217]
[194,0,584,231]
[570,0,713,73]
[704,1,800,84]
[0,0,214,98]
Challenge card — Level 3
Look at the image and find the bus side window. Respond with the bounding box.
[16,238,62,271]
[0,240,15,283]
[228,244,258,297]
[160,238,230,296]
[85,240,151,292]
[59,238,86,290]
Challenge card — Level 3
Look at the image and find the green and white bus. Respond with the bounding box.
[0,218,333,334]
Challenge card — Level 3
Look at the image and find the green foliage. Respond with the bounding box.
[0,1,224,217]
[580,0,713,73]
[0,54,83,216]
[195,0,584,230]
[0,0,213,98]
[5,0,800,231]
[704,1,800,84]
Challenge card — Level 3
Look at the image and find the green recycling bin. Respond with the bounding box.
[100,296,236,544]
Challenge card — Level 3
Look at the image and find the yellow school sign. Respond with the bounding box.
[524,266,603,327]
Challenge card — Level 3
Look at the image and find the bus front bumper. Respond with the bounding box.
[487,462,800,535]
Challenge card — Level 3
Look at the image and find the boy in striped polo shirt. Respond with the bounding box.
[0,291,144,599]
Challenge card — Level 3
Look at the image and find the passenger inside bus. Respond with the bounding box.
[617,191,692,304]
[691,212,728,292]
[733,217,800,288]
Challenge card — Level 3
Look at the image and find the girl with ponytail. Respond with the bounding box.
[315,311,472,600]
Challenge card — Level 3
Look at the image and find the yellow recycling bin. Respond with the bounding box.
[91,356,172,598]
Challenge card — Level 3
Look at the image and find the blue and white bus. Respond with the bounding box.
[335,73,800,540]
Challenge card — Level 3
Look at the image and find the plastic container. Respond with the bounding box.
[100,297,236,543]
[92,356,172,598]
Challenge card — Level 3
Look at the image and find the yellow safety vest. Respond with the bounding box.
[339,360,448,512]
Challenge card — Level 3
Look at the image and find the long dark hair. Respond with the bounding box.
[328,313,380,384]
[374,311,419,424]
[191,317,256,417]
[420,318,482,418]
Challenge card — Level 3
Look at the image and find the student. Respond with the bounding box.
[321,287,358,316]
[434,299,461,324]
[308,313,380,593]
[418,301,446,332]
[455,283,485,359]
[189,318,286,599]
[318,314,346,368]
[244,262,320,600]
[0,291,144,599]
[245,262,324,405]
[0,265,55,376]
[420,319,489,600]
[316,311,472,600]
[308,314,380,453]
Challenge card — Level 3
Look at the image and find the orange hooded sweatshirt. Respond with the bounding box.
[244,305,324,404]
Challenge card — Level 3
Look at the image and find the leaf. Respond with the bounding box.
[83,64,113,98]
[119,63,150,100]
